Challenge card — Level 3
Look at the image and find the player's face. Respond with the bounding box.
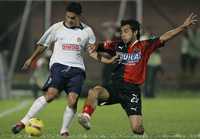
[120,25,135,44]
[65,11,80,27]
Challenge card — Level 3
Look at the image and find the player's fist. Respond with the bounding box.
[22,58,32,70]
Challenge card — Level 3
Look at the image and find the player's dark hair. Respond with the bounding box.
[121,19,140,40]
[65,2,82,15]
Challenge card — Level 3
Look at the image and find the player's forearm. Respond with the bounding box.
[160,25,187,43]
[89,52,114,64]
[100,56,115,64]
[28,45,46,61]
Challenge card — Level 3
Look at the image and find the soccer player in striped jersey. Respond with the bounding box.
[78,13,198,135]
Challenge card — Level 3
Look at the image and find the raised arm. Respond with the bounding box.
[87,44,118,64]
[160,13,198,43]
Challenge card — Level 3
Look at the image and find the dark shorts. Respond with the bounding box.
[98,81,142,116]
[42,63,85,95]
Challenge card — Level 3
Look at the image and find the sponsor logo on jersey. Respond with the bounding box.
[77,37,81,42]
[118,51,142,65]
[62,44,81,51]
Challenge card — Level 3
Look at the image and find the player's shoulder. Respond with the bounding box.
[138,35,163,49]
[140,35,159,42]
[81,22,94,32]
[49,21,63,31]
[140,35,149,41]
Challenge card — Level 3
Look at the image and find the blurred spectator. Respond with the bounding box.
[180,27,200,76]
[141,33,163,98]
[99,22,121,88]
[144,49,163,98]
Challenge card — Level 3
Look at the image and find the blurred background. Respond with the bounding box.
[0,0,200,99]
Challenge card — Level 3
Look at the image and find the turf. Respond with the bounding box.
[0,91,200,139]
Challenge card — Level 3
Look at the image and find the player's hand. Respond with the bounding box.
[109,53,120,64]
[88,44,97,54]
[182,13,198,28]
[22,58,32,70]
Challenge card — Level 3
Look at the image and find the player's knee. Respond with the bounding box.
[68,95,78,110]
[68,100,77,109]
[132,125,144,135]
[92,85,103,97]
[88,88,98,98]
[45,95,56,103]
[45,89,59,103]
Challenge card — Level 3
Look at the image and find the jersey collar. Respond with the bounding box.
[63,21,84,30]
[128,40,139,48]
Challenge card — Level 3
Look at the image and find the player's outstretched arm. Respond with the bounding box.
[160,13,198,43]
[22,45,46,70]
[87,44,118,64]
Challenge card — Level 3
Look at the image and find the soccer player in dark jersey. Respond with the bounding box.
[78,13,198,135]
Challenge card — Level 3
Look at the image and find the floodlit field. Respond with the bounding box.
[0,91,200,139]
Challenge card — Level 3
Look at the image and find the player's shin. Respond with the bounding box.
[21,96,47,124]
[82,88,98,116]
[78,89,98,130]
[60,106,76,135]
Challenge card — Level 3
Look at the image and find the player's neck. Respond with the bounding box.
[64,21,81,29]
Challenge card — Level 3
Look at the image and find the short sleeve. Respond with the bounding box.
[37,24,56,48]
[143,37,164,54]
[87,27,96,45]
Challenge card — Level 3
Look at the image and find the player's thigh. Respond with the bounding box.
[119,84,142,116]
[96,85,121,106]
[44,87,60,102]
[64,67,85,96]
[42,63,66,93]
[65,69,85,107]
[93,85,110,99]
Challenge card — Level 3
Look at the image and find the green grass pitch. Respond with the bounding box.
[0,91,200,139]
